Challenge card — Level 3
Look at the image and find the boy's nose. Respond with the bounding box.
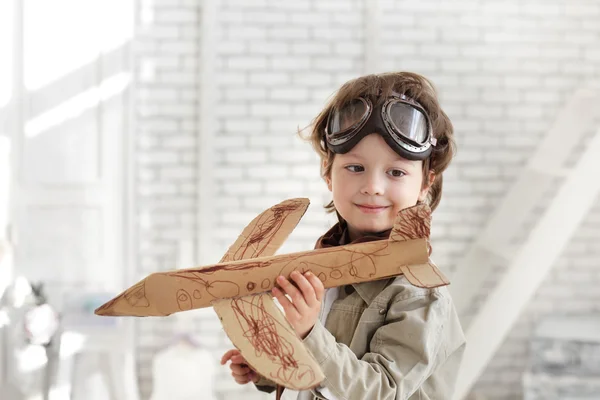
[361,173,384,196]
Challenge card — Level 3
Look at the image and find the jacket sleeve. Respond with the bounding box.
[253,376,277,393]
[302,286,455,400]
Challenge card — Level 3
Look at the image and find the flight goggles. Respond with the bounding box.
[324,93,436,160]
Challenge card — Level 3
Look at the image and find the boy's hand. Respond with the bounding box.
[221,349,260,385]
[272,271,324,339]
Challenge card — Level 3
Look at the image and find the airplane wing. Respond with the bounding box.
[212,198,325,391]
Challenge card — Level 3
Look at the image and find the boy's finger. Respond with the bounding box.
[306,271,325,302]
[232,371,251,384]
[249,371,259,383]
[278,274,308,312]
[272,286,300,322]
[230,354,247,365]
[231,364,251,375]
[292,271,317,307]
[221,349,240,365]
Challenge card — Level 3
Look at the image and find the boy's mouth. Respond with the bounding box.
[355,204,389,214]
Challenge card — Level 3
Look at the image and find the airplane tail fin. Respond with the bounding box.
[389,204,450,288]
[400,260,450,289]
[389,204,431,242]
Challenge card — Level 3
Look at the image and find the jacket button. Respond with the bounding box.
[379,309,386,315]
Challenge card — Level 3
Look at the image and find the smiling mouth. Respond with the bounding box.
[355,204,390,213]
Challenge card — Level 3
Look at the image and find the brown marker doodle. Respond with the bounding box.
[231,200,304,261]
[176,289,193,311]
[124,281,150,308]
[229,294,317,388]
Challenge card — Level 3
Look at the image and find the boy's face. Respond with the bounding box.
[326,133,431,241]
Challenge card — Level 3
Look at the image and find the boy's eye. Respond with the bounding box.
[345,165,364,173]
[388,169,405,177]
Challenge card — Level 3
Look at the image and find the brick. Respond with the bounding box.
[138,151,179,165]
[223,0,267,8]
[155,9,198,24]
[227,56,268,70]
[313,57,355,72]
[249,134,296,148]
[214,103,248,117]
[214,136,249,149]
[333,41,363,56]
[270,149,312,163]
[292,72,332,87]
[291,42,331,55]
[264,180,306,194]
[224,150,267,164]
[460,45,501,59]
[440,59,479,72]
[397,59,438,73]
[247,166,288,178]
[217,41,246,55]
[221,180,262,195]
[313,27,353,40]
[227,26,267,40]
[288,12,330,26]
[244,10,289,24]
[139,183,178,196]
[269,56,311,70]
[212,166,245,179]
[222,211,262,224]
[249,72,291,86]
[179,26,198,40]
[219,10,244,23]
[462,74,501,88]
[250,102,292,117]
[503,75,541,88]
[160,166,196,180]
[146,25,180,39]
[268,26,310,40]
[440,27,480,43]
[162,136,196,148]
[224,120,267,132]
[157,71,197,85]
[224,87,268,100]
[269,87,309,101]
[466,104,504,118]
[249,41,289,55]
[139,88,179,102]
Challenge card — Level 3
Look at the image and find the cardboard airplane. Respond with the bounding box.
[95,198,449,391]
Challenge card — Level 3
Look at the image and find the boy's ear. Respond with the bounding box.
[325,175,332,192]
[419,170,435,202]
[323,160,332,192]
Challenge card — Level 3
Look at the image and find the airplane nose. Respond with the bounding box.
[95,279,151,316]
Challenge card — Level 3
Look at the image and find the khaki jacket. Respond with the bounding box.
[255,218,466,399]
[256,276,465,399]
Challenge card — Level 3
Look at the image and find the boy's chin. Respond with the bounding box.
[352,222,393,237]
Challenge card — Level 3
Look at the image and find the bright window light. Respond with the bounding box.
[0,0,13,108]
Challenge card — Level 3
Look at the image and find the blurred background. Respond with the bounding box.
[1,0,599,399]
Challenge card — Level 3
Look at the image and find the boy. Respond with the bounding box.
[222,72,466,399]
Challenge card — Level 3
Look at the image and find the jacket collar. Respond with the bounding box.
[315,216,393,306]
[352,278,394,306]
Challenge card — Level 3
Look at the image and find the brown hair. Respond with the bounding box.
[299,71,456,212]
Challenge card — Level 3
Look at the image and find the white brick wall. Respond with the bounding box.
[133,0,600,399]
[134,0,201,397]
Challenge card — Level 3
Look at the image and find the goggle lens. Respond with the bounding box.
[386,101,429,145]
[327,98,369,140]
